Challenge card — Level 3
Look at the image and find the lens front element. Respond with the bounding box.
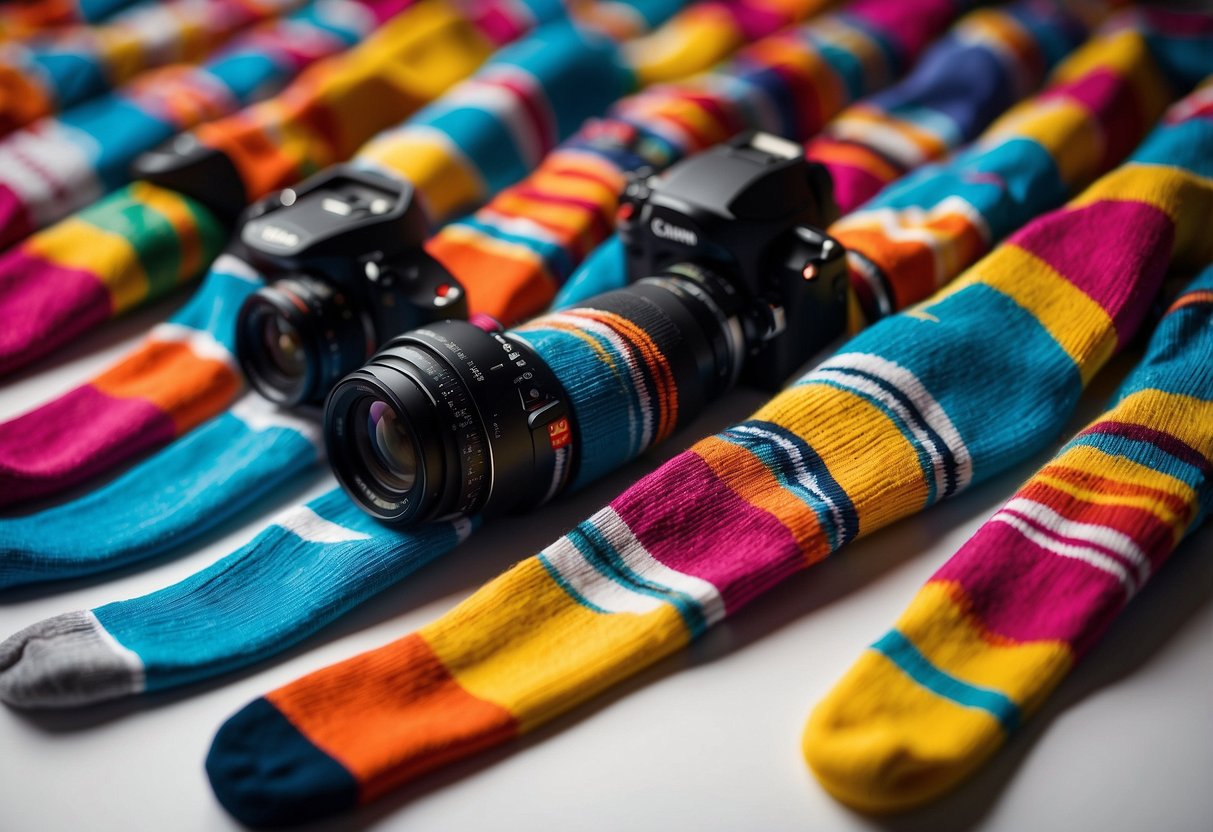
[262,313,306,379]
[361,399,418,493]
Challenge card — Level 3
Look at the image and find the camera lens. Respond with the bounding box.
[261,313,306,379]
[359,398,418,493]
[236,275,371,406]
[325,320,574,525]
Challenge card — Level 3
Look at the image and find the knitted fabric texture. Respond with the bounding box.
[195,83,1213,825]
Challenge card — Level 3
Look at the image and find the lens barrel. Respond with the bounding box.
[236,275,373,407]
[325,320,574,524]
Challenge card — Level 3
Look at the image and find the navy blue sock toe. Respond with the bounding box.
[206,697,359,828]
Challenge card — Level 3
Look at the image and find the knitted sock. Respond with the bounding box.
[554,5,1212,311]
[804,263,1213,813]
[0,0,403,250]
[199,91,1213,824]
[0,0,904,510]
[0,0,306,137]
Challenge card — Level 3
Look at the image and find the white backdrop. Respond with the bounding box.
[1,289,1209,832]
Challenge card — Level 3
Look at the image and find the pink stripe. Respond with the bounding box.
[362,0,416,24]
[0,385,176,506]
[472,7,526,46]
[849,0,957,59]
[1007,199,1174,346]
[931,522,1127,655]
[1042,67,1145,171]
[725,1,792,42]
[611,449,804,613]
[0,184,33,249]
[814,151,896,213]
[0,249,113,375]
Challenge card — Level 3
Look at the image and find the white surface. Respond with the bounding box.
[0,290,1210,832]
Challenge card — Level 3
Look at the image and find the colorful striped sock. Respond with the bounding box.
[0,0,954,706]
[197,82,1213,822]
[0,0,312,137]
[0,0,405,250]
[804,263,1213,813]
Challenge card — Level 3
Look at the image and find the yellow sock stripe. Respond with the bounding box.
[358,130,486,220]
[420,558,691,732]
[1110,389,1213,461]
[751,385,931,532]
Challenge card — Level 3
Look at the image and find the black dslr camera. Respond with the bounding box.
[617,130,848,389]
[322,130,851,527]
[232,165,467,406]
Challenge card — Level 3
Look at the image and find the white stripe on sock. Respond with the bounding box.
[273,505,371,544]
[149,322,238,370]
[230,394,324,452]
[1002,497,1152,587]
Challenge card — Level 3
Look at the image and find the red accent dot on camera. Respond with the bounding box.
[436,283,452,297]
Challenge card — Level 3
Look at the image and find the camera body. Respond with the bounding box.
[617,131,848,389]
[234,165,466,406]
